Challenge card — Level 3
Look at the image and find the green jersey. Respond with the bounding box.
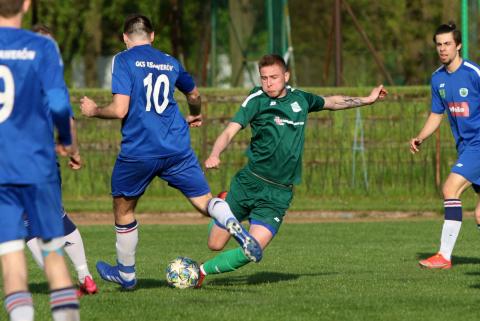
[232,86,325,185]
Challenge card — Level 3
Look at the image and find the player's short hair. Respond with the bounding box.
[0,0,24,18]
[433,21,462,45]
[123,14,153,39]
[258,54,288,72]
[32,23,52,36]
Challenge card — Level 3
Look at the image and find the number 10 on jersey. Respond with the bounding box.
[143,73,170,114]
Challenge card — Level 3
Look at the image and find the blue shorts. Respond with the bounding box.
[451,150,480,188]
[0,182,64,243]
[111,149,210,198]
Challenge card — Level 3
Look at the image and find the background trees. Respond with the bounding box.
[26,0,475,87]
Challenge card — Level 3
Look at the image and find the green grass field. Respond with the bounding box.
[6,218,480,321]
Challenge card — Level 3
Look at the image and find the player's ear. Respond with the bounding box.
[150,32,154,43]
[23,0,32,13]
[284,71,290,83]
[123,33,129,47]
[456,43,462,52]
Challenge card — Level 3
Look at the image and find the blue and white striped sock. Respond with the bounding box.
[5,291,34,321]
[115,220,138,281]
[50,287,79,321]
[439,199,462,261]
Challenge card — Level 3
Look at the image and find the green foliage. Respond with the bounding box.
[10,219,480,320]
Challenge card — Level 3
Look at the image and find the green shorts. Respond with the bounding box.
[225,167,293,235]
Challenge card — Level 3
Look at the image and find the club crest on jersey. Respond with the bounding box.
[448,102,470,117]
[439,89,446,99]
[459,88,468,97]
[290,101,301,112]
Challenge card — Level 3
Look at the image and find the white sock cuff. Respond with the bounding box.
[38,237,64,252]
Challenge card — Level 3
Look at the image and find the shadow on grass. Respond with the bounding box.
[207,271,337,287]
[29,282,49,294]
[416,252,480,265]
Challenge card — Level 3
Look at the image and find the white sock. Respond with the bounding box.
[63,229,91,283]
[439,220,462,261]
[52,309,80,321]
[26,238,44,269]
[115,222,138,280]
[5,292,34,321]
[207,198,237,227]
[10,305,34,321]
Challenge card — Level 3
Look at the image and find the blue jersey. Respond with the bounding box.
[111,44,195,159]
[0,28,71,184]
[431,59,480,152]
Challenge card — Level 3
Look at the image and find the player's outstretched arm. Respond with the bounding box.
[323,85,388,111]
[80,94,130,119]
[409,112,443,154]
[185,87,203,128]
[205,122,242,169]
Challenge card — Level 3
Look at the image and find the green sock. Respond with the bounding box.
[203,247,251,275]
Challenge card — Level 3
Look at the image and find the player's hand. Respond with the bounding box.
[68,153,82,170]
[409,137,423,154]
[205,156,220,169]
[80,96,98,117]
[368,85,388,104]
[55,143,69,157]
[187,114,203,128]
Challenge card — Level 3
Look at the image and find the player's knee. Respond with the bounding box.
[38,237,64,257]
[207,239,225,251]
[0,240,25,256]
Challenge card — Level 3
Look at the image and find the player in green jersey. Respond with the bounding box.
[196,54,387,287]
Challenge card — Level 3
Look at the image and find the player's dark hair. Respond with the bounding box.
[0,0,24,18]
[258,54,288,72]
[32,23,52,36]
[123,14,154,38]
[433,21,462,45]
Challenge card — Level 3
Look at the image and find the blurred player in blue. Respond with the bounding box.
[20,23,98,297]
[411,22,480,269]
[80,14,262,290]
[0,0,80,320]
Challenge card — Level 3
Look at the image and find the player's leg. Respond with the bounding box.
[96,196,139,290]
[471,184,480,229]
[0,186,34,320]
[419,172,471,269]
[24,183,79,320]
[61,211,97,295]
[160,151,263,261]
[96,156,153,290]
[197,179,290,287]
[1,242,34,321]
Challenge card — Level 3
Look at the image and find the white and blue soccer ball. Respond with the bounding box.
[165,256,200,289]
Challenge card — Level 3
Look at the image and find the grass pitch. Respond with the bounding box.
[4,219,480,321]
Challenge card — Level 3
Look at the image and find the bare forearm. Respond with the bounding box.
[93,103,125,119]
[186,87,201,116]
[210,132,232,158]
[187,95,201,116]
[324,95,371,110]
[416,113,443,141]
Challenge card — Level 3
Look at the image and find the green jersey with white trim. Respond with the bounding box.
[232,86,325,185]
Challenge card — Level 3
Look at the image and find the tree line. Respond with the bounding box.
[26,0,476,87]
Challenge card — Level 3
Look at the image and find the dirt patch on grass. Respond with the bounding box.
[67,210,452,226]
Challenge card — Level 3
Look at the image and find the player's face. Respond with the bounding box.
[435,32,461,66]
[260,64,290,99]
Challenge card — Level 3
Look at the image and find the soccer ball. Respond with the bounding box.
[165,256,200,289]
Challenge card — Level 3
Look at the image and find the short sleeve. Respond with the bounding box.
[175,63,195,93]
[430,82,445,114]
[301,91,325,113]
[231,92,261,128]
[111,54,132,96]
